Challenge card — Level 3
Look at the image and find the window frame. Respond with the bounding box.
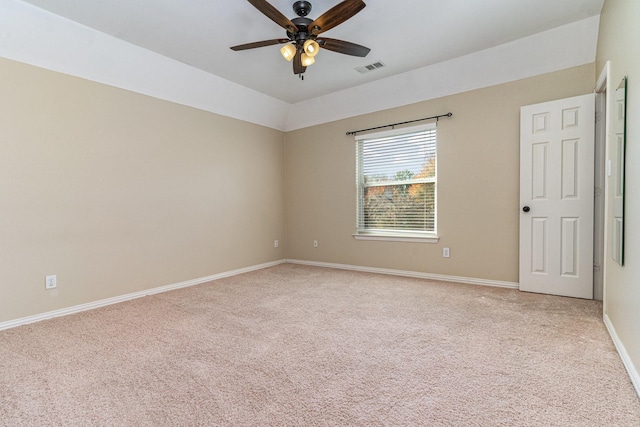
[354,123,439,243]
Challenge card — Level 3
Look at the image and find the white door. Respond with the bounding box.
[519,94,595,299]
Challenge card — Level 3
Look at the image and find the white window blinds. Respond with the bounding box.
[356,124,437,234]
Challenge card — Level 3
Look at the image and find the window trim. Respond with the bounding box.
[352,232,440,243]
[354,123,439,243]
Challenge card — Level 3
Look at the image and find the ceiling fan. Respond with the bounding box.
[230,0,370,78]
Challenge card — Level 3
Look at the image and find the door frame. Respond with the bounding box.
[594,61,610,302]
[518,69,608,301]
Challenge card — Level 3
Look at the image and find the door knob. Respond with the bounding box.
[523,206,531,213]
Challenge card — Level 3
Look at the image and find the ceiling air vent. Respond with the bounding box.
[355,61,386,74]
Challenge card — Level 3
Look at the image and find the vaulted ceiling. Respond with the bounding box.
[2,0,605,130]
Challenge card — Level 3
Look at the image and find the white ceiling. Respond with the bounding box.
[17,0,604,105]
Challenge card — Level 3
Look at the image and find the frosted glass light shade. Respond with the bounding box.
[303,39,320,57]
[301,53,315,66]
[280,44,296,61]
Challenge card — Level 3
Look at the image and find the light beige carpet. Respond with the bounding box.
[1,264,639,426]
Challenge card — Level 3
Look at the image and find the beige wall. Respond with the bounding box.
[0,58,285,323]
[597,0,640,386]
[0,39,605,327]
[285,64,595,283]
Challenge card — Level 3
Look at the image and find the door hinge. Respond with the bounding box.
[594,263,601,272]
[595,187,602,197]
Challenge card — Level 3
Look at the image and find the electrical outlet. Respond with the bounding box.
[313,240,318,248]
[443,248,450,258]
[45,275,57,289]
[274,240,279,248]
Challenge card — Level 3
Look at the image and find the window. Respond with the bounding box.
[355,123,438,242]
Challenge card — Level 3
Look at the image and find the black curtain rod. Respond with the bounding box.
[346,112,453,136]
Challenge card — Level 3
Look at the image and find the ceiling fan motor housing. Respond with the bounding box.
[290,17,315,44]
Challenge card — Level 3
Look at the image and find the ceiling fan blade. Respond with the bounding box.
[293,50,306,75]
[318,38,370,57]
[309,0,366,35]
[247,0,299,33]
[230,39,290,51]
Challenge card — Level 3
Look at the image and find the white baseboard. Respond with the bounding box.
[603,313,640,398]
[5,258,635,400]
[286,259,520,289]
[0,260,286,332]
[1,259,516,332]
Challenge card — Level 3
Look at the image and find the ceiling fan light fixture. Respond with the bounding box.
[301,52,315,67]
[231,0,370,77]
[280,44,296,61]
[303,39,320,57]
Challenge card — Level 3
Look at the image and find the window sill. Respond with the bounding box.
[353,233,440,243]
